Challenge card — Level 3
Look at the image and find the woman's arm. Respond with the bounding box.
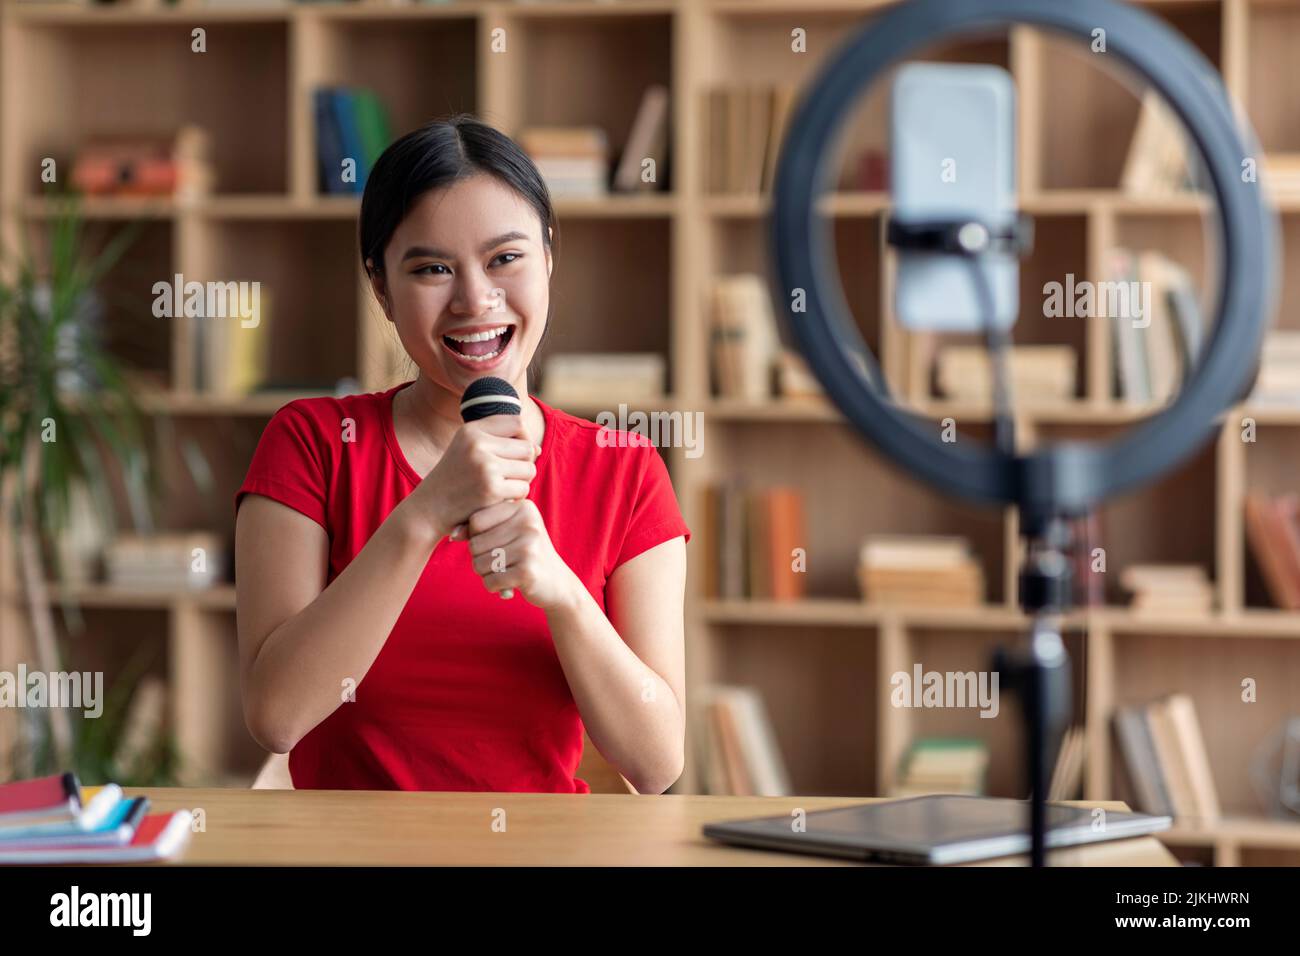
[463,498,687,794]
[236,415,537,754]
[235,493,442,753]
[547,538,688,795]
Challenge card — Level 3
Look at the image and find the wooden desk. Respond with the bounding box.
[124,789,1178,866]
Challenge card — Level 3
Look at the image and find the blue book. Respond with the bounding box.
[314,87,347,196]
[331,88,368,194]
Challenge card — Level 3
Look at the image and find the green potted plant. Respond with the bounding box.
[0,194,177,785]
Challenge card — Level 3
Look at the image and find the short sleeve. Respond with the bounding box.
[612,444,692,571]
[234,404,329,531]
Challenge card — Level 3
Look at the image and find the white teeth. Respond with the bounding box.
[445,326,509,343]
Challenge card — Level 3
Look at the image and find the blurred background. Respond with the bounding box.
[2,0,1300,866]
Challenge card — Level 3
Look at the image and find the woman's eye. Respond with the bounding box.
[493,253,522,267]
[415,263,450,276]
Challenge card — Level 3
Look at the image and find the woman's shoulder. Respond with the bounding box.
[537,397,658,468]
[265,383,402,443]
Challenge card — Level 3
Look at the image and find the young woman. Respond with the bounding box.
[233,115,690,794]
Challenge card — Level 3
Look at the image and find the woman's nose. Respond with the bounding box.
[451,270,502,317]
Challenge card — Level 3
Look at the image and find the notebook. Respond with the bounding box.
[0,772,82,828]
[0,797,150,850]
[0,810,194,864]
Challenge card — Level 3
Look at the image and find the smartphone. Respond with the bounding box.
[890,62,1018,332]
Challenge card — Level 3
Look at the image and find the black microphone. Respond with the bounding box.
[459,376,521,422]
[459,376,526,598]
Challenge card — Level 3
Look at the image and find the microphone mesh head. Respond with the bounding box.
[460,376,521,422]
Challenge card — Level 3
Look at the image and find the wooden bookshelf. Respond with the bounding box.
[2,0,1300,863]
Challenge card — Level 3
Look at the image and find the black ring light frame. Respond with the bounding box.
[770,0,1278,528]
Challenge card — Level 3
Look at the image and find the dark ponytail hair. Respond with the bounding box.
[360,114,558,389]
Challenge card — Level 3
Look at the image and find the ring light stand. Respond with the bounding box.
[770,0,1277,866]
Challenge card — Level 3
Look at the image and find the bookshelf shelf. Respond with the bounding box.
[0,0,1296,859]
[704,598,1300,638]
[42,583,238,611]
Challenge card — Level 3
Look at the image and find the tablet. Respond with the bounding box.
[702,794,1172,865]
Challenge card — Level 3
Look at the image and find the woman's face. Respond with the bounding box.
[371,173,552,394]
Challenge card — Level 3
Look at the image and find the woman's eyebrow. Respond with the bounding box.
[400,231,530,263]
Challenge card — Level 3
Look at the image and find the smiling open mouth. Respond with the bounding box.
[441,325,516,363]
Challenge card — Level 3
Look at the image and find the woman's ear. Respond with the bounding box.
[366,258,393,322]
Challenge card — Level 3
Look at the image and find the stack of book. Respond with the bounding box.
[704,83,798,194]
[1249,330,1300,407]
[709,273,781,400]
[1113,694,1222,823]
[701,481,806,601]
[697,685,791,796]
[1244,492,1300,610]
[1106,248,1205,405]
[518,126,609,198]
[70,125,214,200]
[890,739,989,798]
[104,532,227,590]
[857,535,985,608]
[313,86,393,195]
[540,352,665,407]
[0,773,193,864]
[935,345,1077,405]
[1120,563,1215,616]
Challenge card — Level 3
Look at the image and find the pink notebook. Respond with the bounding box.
[0,773,81,828]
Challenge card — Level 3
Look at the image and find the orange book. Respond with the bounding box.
[1244,494,1300,609]
[767,487,806,602]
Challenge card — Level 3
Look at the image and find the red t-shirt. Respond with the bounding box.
[234,382,691,793]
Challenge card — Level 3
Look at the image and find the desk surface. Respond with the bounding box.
[125,788,1178,866]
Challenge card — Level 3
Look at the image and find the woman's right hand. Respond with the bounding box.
[401,415,539,542]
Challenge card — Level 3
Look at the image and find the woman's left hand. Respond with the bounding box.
[457,499,582,611]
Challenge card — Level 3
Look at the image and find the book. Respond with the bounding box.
[1121,563,1215,615]
[519,125,609,197]
[1244,492,1300,610]
[709,273,781,400]
[704,82,798,194]
[698,685,791,796]
[0,811,194,864]
[1108,248,1152,404]
[1137,250,1181,404]
[540,352,665,406]
[702,482,806,601]
[935,345,1077,405]
[104,531,227,590]
[1114,695,1221,824]
[1107,248,1203,405]
[857,535,984,607]
[1120,88,1192,194]
[892,738,989,797]
[1164,694,1221,822]
[0,773,80,829]
[613,84,669,193]
[313,86,392,196]
[0,797,148,850]
[1113,705,1174,816]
